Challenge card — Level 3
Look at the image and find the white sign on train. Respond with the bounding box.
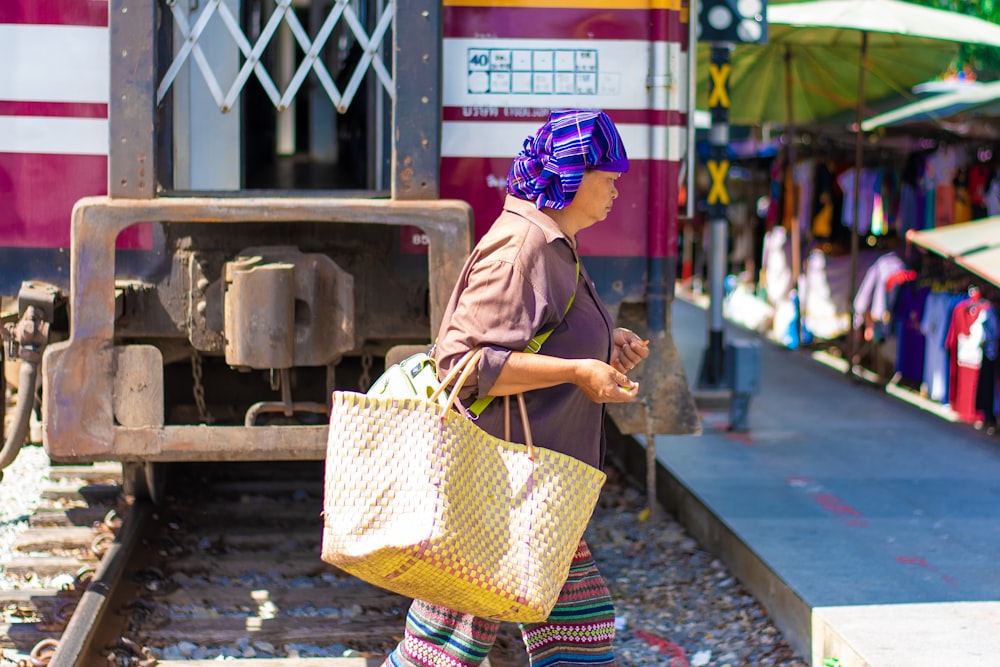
[444,38,640,107]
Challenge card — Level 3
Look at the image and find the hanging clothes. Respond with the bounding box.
[767,156,784,228]
[945,294,993,423]
[898,154,926,236]
[975,306,999,428]
[853,252,906,333]
[793,158,816,235]
[920,291,966,404]
[838,168,880,236]
[925,144,967,228]
[969,162,990,220]
[893,282,930,387]
[811,160,838,240]
[760,225,793,307]
[953,167,972,225]
[985,169,1000,217]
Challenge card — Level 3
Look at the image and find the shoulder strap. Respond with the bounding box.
[468,255,580,417]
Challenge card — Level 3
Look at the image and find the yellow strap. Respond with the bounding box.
[468,257,580,416]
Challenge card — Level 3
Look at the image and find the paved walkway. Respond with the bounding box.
[635,297,1000,667]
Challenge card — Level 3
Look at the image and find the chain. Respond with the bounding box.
[359,350,373,392]
[105,637,157,667]
[190,349,211,424]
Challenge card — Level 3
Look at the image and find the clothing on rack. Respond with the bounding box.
[811,160,838,240]
[945,294,995,423]
[985,171,1000,217]
[838,168,880,236]
[793,158,816,234]
[892,282,929,386]
[899,154,926,237]
[969,163,990,219]
[975,306,999,427]
[853,252,907,331]
[924,144,966,228]
[920,290,967,404]
[760,226,793,306]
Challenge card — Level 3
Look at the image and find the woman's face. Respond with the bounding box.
[566,169,621,230]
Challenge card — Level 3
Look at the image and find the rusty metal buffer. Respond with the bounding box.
[42,196,471,464]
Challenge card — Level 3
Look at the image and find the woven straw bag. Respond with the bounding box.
[321,349,607,622]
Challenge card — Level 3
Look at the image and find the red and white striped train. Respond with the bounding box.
[0,0,697,494]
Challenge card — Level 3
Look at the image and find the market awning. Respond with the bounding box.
[861,80,1000,131]
[906,217,1000,288]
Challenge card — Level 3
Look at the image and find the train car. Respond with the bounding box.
[0,0,698,497]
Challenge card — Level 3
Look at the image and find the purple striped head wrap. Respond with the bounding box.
[507,109,629,210]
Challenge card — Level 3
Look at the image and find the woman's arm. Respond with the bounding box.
[488,351,639,404]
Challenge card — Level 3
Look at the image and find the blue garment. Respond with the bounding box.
[899,184,922,234]
[893,283,929,386]
[838,168,880,235]
[982,305,999,361]
[920,291,967,404]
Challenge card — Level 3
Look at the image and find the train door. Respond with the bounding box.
[160,0,391,192]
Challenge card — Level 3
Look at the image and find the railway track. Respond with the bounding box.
[1,461,134,666]
[1,451,806,667]
[2,460,423,666]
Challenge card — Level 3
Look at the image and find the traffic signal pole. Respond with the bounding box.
[693,0,766,425]
[699,42,732,387]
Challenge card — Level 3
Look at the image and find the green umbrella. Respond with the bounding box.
[698,0,1000,127]
[696,0,1000,361]
[697,26,958,127]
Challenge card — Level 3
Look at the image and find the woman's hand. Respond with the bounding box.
[574,359,640,404]
[611,328,649,374]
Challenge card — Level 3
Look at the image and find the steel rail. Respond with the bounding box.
[48,500,152,667]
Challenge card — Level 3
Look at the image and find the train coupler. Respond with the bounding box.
[0,282,63,478]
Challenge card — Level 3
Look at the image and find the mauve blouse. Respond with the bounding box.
[433,195,616,470]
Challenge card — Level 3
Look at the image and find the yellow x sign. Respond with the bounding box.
[707,160,730,205]
[708,63,730,108]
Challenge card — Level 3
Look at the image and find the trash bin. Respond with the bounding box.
[726,339,761,431]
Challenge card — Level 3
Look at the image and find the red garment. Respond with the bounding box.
[969,164,990,207]
[935,184,956,227]
[945,297,990,423]
[886,270,917,293]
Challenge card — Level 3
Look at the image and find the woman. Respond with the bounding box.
[384,109,649,667]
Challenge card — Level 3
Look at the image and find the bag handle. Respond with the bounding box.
[432,349,536,461]
[432,348,480,400]
[503,395,535,461]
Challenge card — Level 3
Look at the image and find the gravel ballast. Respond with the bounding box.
[0,445,807,666]
[586,466,808,667]
[0,444,51,590]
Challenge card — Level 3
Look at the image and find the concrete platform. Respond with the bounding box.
[609,297,1000,667]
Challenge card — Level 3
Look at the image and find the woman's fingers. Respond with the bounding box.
[578,361,640,403]
[617,338,650,372]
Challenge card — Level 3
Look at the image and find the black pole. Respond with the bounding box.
[846,31,868,374]
[784,45,799,293]
[699,42,732,388]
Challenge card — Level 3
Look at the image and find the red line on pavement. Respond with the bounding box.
[895,555,960,588]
